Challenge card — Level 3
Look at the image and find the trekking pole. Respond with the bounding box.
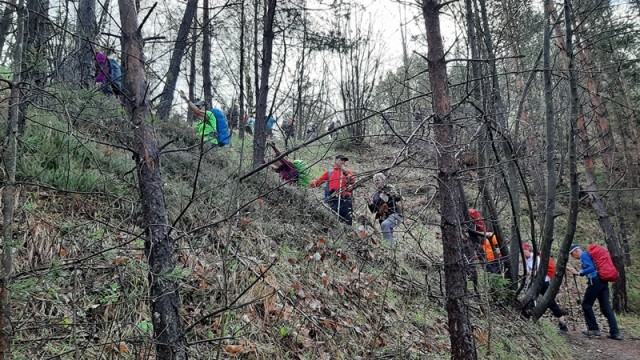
[572,274,581,305]
[563,276,576,330]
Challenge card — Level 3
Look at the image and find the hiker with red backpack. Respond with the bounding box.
[569,244,622,340]
[310,155,355,225]
[523,243,568,332]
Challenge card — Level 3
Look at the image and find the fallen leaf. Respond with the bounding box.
[256,198,265,208]
[224,344,244,356]
[322,275,329,286]
[118,342,129,353]
[318,238,325,244]
[112,257,129,266]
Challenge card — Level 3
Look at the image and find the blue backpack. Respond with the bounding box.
[107,59,122,89]
[211,108,231,146]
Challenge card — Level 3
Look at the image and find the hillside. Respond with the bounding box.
[3,95,640,359]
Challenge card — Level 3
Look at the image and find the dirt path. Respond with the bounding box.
[564,330,640,360]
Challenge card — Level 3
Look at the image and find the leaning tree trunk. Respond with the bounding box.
[156,0,198,120]
[187,10,197,124]
[422,1,476,358]
[202,0,212,106]
[252,0,276,168]
[533,0,579,319]
[118,0,185,358]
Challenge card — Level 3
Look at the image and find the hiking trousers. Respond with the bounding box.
[380,213,403,245]
[539,281,563,318]
[582,276,619,335]
[327,197,352,225]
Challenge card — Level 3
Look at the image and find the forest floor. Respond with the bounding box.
[564,330,640,359]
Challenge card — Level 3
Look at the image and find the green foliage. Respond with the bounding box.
[13,110,131,194]
[0,65,10,80]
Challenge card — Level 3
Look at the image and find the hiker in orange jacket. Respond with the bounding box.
[310,155,355,225]
[479,232,501,274]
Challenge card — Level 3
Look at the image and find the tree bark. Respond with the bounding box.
[156,0,198,120]
[0,0,17,55]
[422,1,477,358]
[73,0,96,88]
[252,0,276,168]
[202,0,212,106]
[118,0,185,357]
[188,10,197,124]
[0,0,25,356]
[534,0,580,319]
[238,0,246,138]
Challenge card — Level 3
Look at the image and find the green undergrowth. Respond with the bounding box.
[5,90,628,359]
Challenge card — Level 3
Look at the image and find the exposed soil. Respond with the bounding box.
[564,330,640,360]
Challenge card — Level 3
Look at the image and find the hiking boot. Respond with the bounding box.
[558,323,568,332]
[607,333,623,340]
[582,330,601,337]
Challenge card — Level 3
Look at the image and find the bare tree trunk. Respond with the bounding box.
[525,0,558,310]
[252,0,276,168]
[0,0,25,356]
[0,0,17,54]
[534,0,579,319]
[202,0,212,106]
[72,0,96,88]
[118,0,185,357]
[422,1,476,358]
[187,9,197,124]
[156,0,198,120]
[238,0,246,138]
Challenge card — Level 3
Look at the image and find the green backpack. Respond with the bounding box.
[292,160,311,188]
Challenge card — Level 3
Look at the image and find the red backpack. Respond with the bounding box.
[588,244,618,282]
[546,257,556,280]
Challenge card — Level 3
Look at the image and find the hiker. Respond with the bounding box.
[523,243,568,332]
[310,155,356,225]
[569,244,622,340]
[478,232,502,274]
[179,91,218,148]
[267,142,298,185]
[366,173,403,245]
[282,118,295,147]
[327,121,340,139]
[467,208,486,243]
[95,52,121,95]
[266,116,277,138]
[306,123,317,141]
[244,114,255,135]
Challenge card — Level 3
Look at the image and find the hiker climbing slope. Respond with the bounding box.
[523,243,568,332]
[310,155,355,225]
[479,232,502,274]
[267,142,298,185]
[569,244,622,340]
[366,172,403,245]
[179,90,218,148]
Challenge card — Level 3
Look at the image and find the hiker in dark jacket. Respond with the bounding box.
[310,155,355,225]
[569,244,622,340]
[367,172,403,245]
[267,142,298,184]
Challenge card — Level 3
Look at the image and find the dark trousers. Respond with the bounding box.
[539,281,563,318]
[582,276,619,334]
[327,197,352,225]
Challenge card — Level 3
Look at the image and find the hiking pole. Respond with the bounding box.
[572,274,581,305]
[563,275,576,330]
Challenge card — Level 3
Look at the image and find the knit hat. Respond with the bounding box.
[569,244,581,254]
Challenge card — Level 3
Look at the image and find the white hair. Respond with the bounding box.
[373,173,386,182]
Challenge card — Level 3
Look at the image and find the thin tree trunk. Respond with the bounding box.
[187,11,198,124]
[118,0,185,357]
[526,0,558,309]
[534,0,579,319]
[422,1,477,358]
[0,0,17,54]
[73,0,96,88]
[202,0,212,106]
[238,0,246,138]
[252,0,276,168]
[0,0,25,356]
[156,0,198,120]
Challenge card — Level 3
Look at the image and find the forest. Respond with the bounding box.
[1,0,640,358]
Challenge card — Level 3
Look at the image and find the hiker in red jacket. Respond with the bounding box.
[310,155,355,225]
[523,243,568,332]
[569,244,622,340]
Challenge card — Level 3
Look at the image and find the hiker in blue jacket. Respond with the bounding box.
[569,244,622,340]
